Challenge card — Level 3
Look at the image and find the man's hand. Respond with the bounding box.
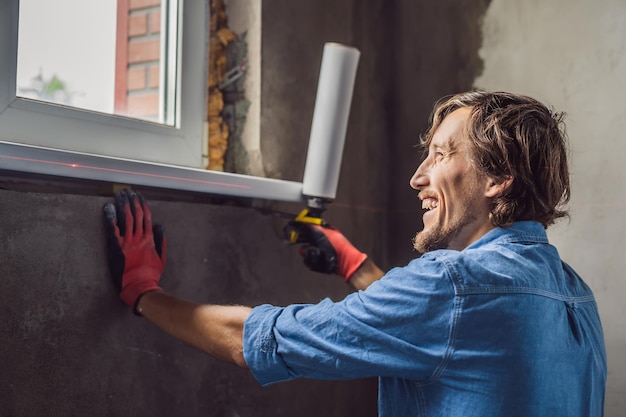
[103,189,166,314]
[284,221,367,281]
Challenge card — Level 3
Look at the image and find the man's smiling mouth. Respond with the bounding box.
[421,198,439,210]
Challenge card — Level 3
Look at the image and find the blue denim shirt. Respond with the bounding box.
[243,221,607,416]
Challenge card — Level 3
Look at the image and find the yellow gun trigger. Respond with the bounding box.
[295,208,324,225]
[288,208,324,244]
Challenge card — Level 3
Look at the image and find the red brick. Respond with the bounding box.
[127,66,147,90]
[128,92,159,116]
[148,65,160,88]
[128,38,160,63]
[150,10,161,34]
[130,0,160,11]
[128,13,148,37]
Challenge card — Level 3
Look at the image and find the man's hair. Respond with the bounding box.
[421,90,570,228]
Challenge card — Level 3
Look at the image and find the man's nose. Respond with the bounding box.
[409,162,428,190]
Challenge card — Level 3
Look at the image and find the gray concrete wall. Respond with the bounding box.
[0,1,492,416]
[475,1,626,414]
[0,190,376,417]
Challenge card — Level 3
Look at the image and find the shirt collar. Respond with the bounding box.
[465,221,549,250]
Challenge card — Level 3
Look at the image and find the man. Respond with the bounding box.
[103,91,607,416]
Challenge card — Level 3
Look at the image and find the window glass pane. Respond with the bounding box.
[16,0,177,126]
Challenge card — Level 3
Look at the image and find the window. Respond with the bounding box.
[0,0,303,202]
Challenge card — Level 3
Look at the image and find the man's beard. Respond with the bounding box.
[412,208,478,254]
[412,169,488,254]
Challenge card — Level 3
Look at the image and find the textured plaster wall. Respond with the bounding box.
[475,1,626,414]
[0,190,375,416]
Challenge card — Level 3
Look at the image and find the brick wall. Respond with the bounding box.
[115,0,161,121]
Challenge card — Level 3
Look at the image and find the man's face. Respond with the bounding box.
[410,107,495,253]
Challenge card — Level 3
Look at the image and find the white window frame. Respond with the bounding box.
[0,0,304,202]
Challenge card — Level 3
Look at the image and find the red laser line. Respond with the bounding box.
[332,201,418,214]
[0,154,252,189]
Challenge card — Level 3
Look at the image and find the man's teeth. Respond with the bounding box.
[422,199,439,210]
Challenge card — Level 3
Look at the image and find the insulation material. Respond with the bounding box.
[207,0,236,171]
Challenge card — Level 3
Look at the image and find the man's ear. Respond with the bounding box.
[484,175,513,198]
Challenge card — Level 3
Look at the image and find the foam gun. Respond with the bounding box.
[287,42,360,243]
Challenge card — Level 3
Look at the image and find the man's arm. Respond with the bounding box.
[102,189,380,370]
[103,189,250,367]
[348,258,385,291]
[137,291,251,368]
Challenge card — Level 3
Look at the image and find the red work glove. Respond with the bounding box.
[284,221,367,281]
[103,189,166,314]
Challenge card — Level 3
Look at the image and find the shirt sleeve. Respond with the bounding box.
[243,255,457,386]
